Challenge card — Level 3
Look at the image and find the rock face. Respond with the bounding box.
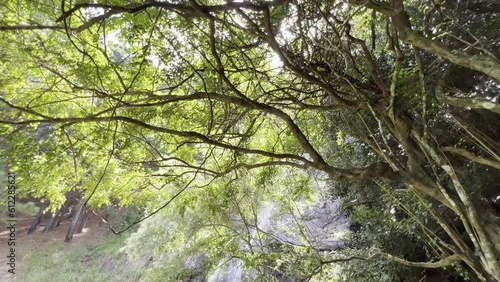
[258,197,350,251]
[208,197,350,282]
[208,259,257,282]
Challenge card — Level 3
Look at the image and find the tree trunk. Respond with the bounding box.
[76,208,90,234]
[56,203,76,227]
[54,211,64,227]
[478,205,500,282]
[65,203,85,242]
[27,201,48,234]
[43,209,60,233]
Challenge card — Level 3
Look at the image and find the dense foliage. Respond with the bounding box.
[1,0,499,281]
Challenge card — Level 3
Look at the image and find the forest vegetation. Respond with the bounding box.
[0,0,499,281]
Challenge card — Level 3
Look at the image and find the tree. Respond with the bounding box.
[1,0,499,280]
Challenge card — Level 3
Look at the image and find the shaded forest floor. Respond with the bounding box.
[0,209,148,282]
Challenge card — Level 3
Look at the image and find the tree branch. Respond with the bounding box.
[441,146,500,170]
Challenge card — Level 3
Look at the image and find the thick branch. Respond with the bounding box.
[377,252,461,269]
[441,147,500,170]
[0,25,64,31]
[56,1,285,33]
[435,87,500,115]
[321,252,461,269]
[0,114,399,182]
[359,1,500,82]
